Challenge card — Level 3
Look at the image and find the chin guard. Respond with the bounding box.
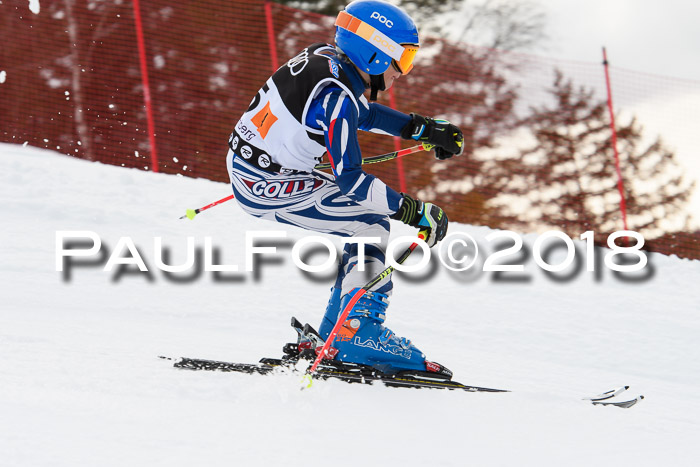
[369,74,386,101]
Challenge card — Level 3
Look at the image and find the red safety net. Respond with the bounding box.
[1,0,698,259]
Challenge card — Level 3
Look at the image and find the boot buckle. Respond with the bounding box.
[378,328,394,345]
[347,308,386,323]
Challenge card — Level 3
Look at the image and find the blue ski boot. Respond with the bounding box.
[328,288,437,374]
[318,286,342,341]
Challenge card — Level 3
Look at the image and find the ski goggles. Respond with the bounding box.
[335,10,419,75]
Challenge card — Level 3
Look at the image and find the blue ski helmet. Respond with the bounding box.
[335,0,419,76]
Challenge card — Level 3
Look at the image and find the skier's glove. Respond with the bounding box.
[401,113,464,160]
[391,194,448,247]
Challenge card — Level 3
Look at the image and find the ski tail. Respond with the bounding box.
[166,356,508,392]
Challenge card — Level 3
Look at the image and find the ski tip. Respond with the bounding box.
[591,394,644,409]
[158,355,180,362]
[584,385,631,401]
[622,394,645,408]
[158,355,184,364]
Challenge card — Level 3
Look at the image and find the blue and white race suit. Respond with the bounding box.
[226,43,411,296]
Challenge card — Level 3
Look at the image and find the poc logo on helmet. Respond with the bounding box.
[373,36,396,52]
[370,11,393,28]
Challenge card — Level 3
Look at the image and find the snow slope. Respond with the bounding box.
[1,143,699,467]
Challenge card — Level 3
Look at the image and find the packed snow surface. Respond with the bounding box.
[1,144,699,466]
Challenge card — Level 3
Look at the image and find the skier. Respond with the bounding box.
[226,0,464,375]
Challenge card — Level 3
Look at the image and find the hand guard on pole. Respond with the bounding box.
[401,113,464,160]
[391,194,448,247]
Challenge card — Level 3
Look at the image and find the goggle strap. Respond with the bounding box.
[335,10,406,62]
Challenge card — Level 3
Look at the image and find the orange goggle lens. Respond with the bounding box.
[394,45,419,75]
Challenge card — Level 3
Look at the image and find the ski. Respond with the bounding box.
[591,395,644,409]
[160,318,642,406]
[161,356,645,407]
[584,386,644,408]
[584,385,630,402]
[161,356,508,393]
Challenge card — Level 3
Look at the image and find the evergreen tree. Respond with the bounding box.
[493,70,695,240]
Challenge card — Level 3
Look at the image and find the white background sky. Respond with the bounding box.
[539,0,700,81]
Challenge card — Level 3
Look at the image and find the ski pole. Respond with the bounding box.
[181,144,432,219]
[303,232,426,386]
[179,194,235,220]
[314,142,433,170]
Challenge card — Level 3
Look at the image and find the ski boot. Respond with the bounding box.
[318,286,342,341]
[327,288,452,378]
